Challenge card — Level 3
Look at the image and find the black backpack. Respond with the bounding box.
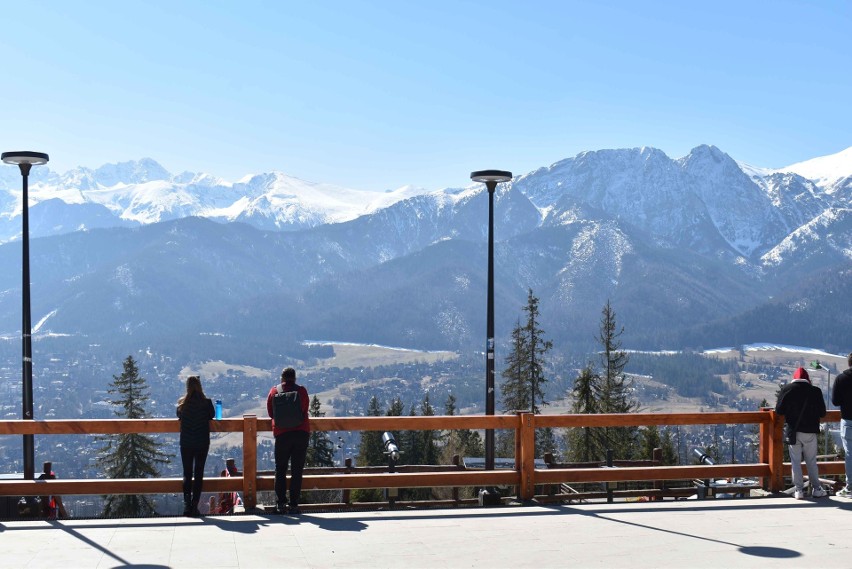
[273,384,304,428]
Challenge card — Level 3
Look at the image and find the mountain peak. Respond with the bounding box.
[777,146,852,184]
[93,158,171,186]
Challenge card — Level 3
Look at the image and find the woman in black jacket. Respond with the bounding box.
[176,375,215,516]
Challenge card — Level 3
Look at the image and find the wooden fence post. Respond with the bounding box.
[242,415,257,509]
[761,407,784,493]
[519,413,535,501]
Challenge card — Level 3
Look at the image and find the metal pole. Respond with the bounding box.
[20,162,34,480]
[485,179,497,471]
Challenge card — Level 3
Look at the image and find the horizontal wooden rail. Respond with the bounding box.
[0,409,846,510]
[0,471,518,496]
[535,411,774,428]
[536,464,772,484]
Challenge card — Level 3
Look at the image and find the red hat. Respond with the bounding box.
[793,367,811,383]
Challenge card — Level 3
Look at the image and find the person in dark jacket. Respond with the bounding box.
[266,367,310,515]
[831,352,852,498]
[776,367,827,499]
[177,375,215,516]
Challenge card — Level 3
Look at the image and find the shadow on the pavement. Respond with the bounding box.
[566,507,801,559]
[41,520,171,568]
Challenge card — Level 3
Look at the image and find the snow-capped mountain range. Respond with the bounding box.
[0,157,430,239]
[0,144,849,357]
[1,145,849,262]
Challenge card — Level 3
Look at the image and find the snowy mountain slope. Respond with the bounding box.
[1,145,849,276]
[0,160,434,241]
[777,146,852,192]
[760,207,852,268]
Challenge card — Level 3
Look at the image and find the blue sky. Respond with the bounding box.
[1,1,850,191]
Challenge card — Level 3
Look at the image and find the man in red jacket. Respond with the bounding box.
[776,367,827,499]
[266,367,311,515]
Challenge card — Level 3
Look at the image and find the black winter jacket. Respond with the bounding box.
[177,393,214,448]
[832,368,852,420]
[775,381,826,434]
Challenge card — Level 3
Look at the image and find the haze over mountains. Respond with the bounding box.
[0,145,849,365]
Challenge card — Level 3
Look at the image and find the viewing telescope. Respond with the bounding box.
[693,448,715,465]
[382,432,400,462]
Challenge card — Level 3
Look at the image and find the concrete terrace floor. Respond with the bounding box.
[1,496,851,569]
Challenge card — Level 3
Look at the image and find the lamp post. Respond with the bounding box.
[470,170,512,481]
[2,151,49,480]
[810,360,832,455]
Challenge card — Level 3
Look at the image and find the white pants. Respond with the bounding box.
[842,419,852,490]
[789,431,820,492]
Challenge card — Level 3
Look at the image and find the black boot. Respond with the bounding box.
[182,494,192,516]
[191,496,202,517]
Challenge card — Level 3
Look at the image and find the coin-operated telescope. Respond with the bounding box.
[382,432,401,464]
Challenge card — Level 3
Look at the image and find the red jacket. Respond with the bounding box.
[266,382,310,437]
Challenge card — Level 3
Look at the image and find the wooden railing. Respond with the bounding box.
[0,409,844,510]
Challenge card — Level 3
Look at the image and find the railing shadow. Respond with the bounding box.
[564,505,801,559]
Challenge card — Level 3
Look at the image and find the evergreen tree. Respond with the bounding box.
[498,289,553,457]
[387,397,405,418]
[418,393,440,467]
[352,396,385,503]
[564,365,602,462]
[500,319,530,412]
[357,396,385,467]
[660,427,679,465]
[500,290,553,415]
[95,355,170,517]
[306,395,335,467]
[441,394,483,463]
[640,425,662,460]
[597,300,639,458]
[400,394,440,501]
[401,403,421,465]
[525,289,553,415]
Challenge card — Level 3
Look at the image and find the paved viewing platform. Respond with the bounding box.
[1,496,850,568]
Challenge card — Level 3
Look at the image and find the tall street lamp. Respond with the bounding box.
[810,360,833,455]
[2,150,49,480]
[470,170,512,485]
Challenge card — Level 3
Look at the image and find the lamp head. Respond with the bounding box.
[470,170,512,184]
[2,151,49,166]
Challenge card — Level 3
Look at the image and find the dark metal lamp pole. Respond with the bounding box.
[810,360,833,456]
[470,169,512,502]
[2,150,49,480]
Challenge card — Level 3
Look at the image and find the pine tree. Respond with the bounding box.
[401,403,421,465]
[400,394,440,501]
[525,289,553,416]
[357,396,385,467]
[500,290,552,415]
[418,393,440,467]
[597,300,639,459]
[564,365,602,462]
[640,425,662,460]
[352,396,385,503]
[441,394,483,463]
[95,355,170,517]
[500,319,530,413]
[660,427,678,465]
[499,289,553,457]
[306,395,335,468]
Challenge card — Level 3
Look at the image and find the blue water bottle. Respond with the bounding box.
[215,399,223,420]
